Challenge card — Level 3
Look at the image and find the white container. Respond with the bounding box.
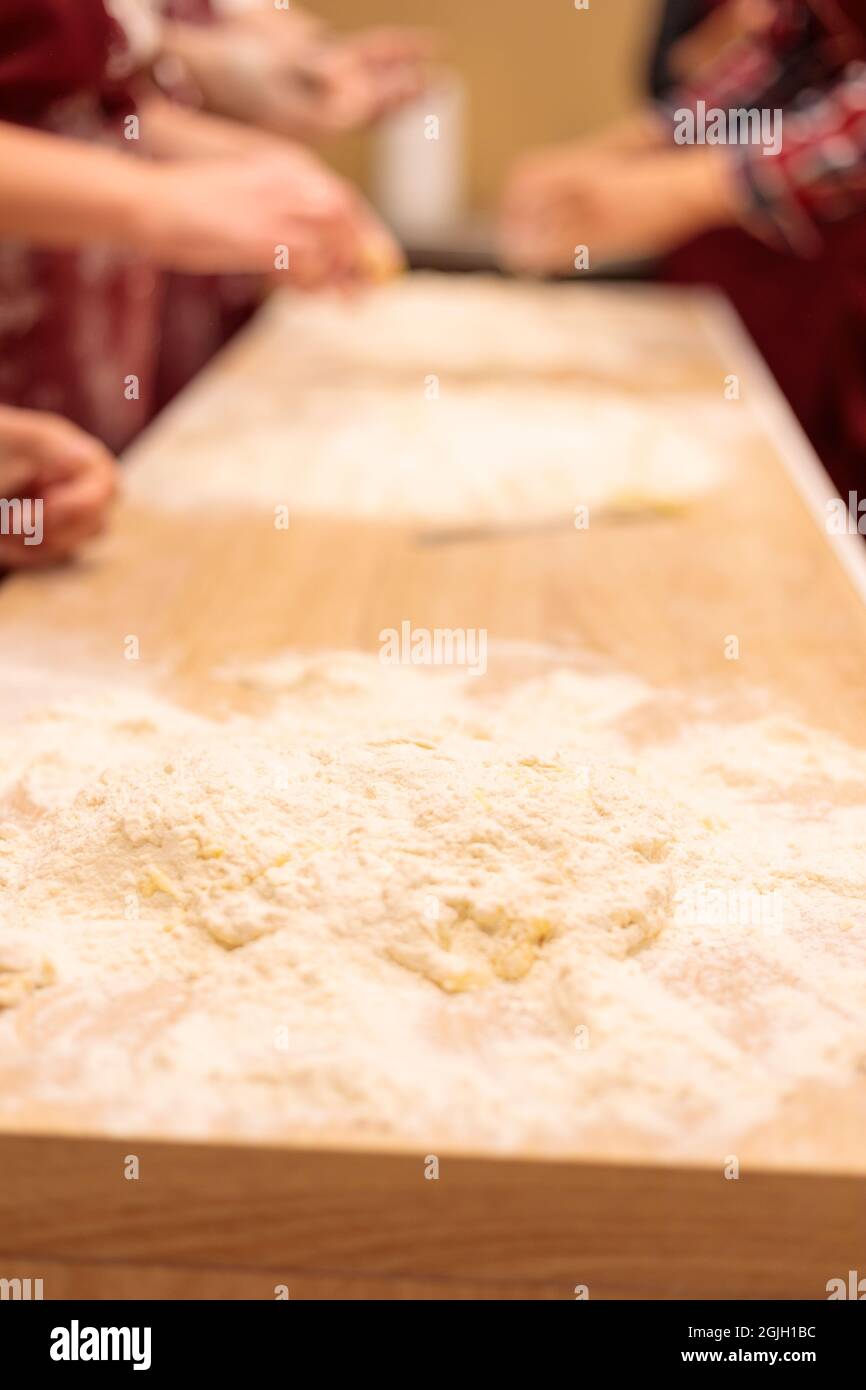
[373,68,467,242]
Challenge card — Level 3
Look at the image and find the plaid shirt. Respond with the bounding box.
[661,0,866,252]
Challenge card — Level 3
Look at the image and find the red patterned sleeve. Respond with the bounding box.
[736,61,866,251]
[658,1,830,117]
[656,0,866,254]
[0,0,118,123]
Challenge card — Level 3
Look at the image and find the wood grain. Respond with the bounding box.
[2,281,865,1298]
[1,1133,863,1300]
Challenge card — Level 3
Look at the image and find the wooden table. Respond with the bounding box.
[1,279,865,1300]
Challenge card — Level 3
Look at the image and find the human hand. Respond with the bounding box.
[138,150,403,285]
[298,27,436,132]
[0,407,117,569]
[500,144,742,274]
[669,0,777,83]
[212,21,436,137]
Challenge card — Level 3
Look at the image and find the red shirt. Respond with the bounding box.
[0,0,129,121]
[660,0,866,496]
[0,0,161,451]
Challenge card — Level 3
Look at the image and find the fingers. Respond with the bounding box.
[0,404,112,470]
[0,536,58,571]
[0,507,106,570]
[365,66,427,119]
[289,27,435,132]
[347,27,439,68]
[347,29,435,122]
[256,158,403,290]
[0,409,117,570]
[0,406,86,486]
[0,494,112,570]
[146,147,407,282]
[21,412,116,485]
[303,49,381,131]
[500,147,603,274]
[40,451,117,529]
[500,175,554,273]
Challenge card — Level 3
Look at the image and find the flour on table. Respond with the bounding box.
[1,653,865,1153]
[258,274,720,378]
[126,276,748,522]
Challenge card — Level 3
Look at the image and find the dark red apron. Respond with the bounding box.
[154,0,259,412]
[0,0,161,452]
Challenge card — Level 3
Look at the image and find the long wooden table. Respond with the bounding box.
[1,279,865,1300]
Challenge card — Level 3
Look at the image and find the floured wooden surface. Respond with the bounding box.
[1,277,866,1173]
[2,647,866,1167]
[122,277,751,523]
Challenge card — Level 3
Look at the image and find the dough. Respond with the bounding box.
[127,275,751,522]
[1,653,864,1152]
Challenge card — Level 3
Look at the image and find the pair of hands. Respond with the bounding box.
[288,26,435,134]
[0,408,116,571]
[169,9,435,139]
[138,145,403,287]
[144,132,736,288]
[499,0,770,275]
[134,13,432,287]
[0,143,399,573]
[0,149,736,573]
[0,14,427,570]
[500,140,742,275]
[0,144,741,574]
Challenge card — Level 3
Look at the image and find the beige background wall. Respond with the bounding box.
[315,0,661,211]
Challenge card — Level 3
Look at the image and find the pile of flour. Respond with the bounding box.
[1,652,864,1152]
[127,276,749,521]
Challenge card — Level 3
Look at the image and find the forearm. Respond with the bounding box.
[0,122,146,249]
[137,88,284,160]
